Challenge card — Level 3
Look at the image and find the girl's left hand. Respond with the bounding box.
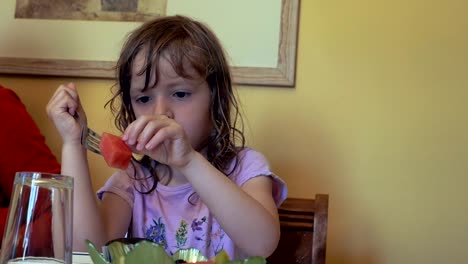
[122,115,195,168]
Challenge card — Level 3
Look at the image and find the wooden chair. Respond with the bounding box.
[267,194,329,264]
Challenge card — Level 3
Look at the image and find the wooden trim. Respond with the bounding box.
[312,195,328,264]
[0,0,300,87]
[0,57,115,79]
[270,194,329,264]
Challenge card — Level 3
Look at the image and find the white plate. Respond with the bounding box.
[72,252,93,264]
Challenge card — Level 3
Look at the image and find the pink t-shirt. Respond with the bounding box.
[97,148,287,259]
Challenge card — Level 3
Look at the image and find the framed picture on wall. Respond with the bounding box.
[0,0,300,87]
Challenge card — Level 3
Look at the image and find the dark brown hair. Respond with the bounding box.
[106,15,245,192]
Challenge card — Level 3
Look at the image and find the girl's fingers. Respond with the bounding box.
[46,83,85,142]
[124,118,147,146]
[61,84,80,116]
[134,121,158,151]
[124,115,171,146]
[144,125,179,150]
[135,118,175,150]
[66,82,76,90]
[51,83,78,101]
[52,88,79,117]
[48,84,80,112]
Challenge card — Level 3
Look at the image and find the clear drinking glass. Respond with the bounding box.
[0,172,73,264]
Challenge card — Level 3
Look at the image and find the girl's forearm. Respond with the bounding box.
[179,152,280,257]
[61,143,106,251]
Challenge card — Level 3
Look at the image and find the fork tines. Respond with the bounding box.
[82,127,102,155]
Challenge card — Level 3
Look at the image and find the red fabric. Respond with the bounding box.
[13,189,54,257]
[0,85,61,244]
[0,208,7,238]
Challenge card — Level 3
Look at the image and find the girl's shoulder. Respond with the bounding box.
[235,147,268,162]
[96,161,154,202]
[227,146,272,184]
[229,147,288,206]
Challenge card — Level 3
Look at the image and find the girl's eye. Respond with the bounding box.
[136,96,151,103]
[173,92,191,99]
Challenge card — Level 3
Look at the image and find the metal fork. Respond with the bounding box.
[76,112,102,155]
[81,126,102,155]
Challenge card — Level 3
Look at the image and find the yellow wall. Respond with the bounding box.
[1,0,468,263]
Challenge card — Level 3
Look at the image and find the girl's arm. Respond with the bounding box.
[61,142,107,251]
[123,115,280,257]
[47,83,130,251]
[177,152,280,257]
[62,141,131,251]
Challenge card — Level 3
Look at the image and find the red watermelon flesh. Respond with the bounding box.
[99,132,132,170]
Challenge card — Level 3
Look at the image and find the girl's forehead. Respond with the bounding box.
[132,51,201,81]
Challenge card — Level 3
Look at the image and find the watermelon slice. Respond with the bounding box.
[99,132,132,170]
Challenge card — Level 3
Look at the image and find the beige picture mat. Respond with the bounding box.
[0,0,299,87]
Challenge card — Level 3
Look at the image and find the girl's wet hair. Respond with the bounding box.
[106,15,245,192]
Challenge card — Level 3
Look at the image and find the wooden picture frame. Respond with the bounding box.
[0,0,299,87]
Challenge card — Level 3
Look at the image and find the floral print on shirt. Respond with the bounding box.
[145,217,167,249]
[209,225,225,255]
[190,216,225,255]
[175,220,188,248]
[191,216,207,240]
[144,216,225,257]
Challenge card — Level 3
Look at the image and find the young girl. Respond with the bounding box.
[46,15,287,259]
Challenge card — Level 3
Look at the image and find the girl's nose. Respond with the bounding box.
[154,98,173,118]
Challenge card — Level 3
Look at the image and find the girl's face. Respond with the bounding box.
[129,52,213,151]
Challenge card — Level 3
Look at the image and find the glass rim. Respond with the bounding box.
[14,171,74,186]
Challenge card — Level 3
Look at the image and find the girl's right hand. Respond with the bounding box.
[46,83,85,145]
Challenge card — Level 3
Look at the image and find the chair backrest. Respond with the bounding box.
[267,194,329,264]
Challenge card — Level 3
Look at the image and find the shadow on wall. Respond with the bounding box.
[251,109,380,264]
